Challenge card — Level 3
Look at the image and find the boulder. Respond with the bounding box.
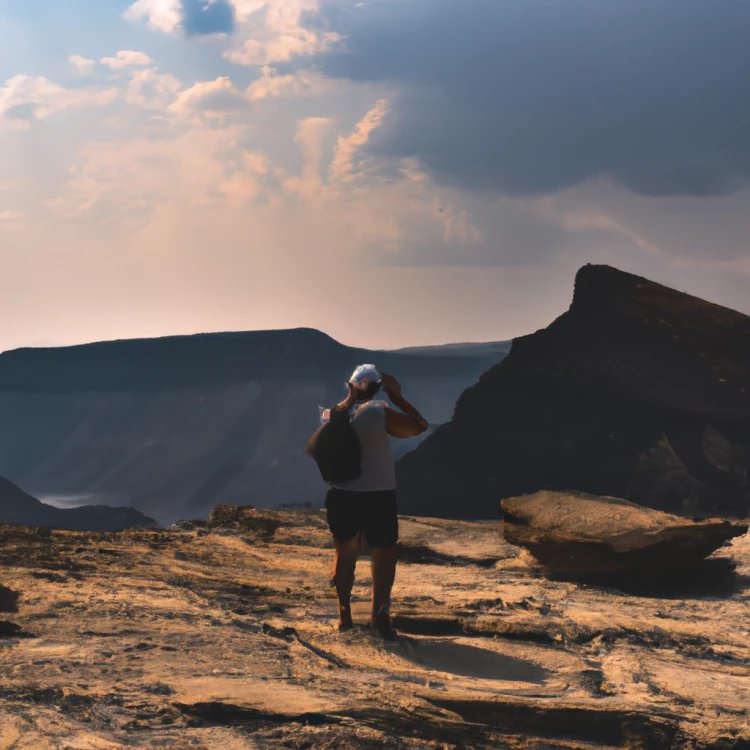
[0,583,18,614]
[398,264,750,519]
[501,491,748,580]
[0,583,20,639]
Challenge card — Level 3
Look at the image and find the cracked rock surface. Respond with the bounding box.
[0,512,748,749]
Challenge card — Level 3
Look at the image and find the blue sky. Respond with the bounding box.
[2,0,750,352]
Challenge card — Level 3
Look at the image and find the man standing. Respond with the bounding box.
[322,364,429,638]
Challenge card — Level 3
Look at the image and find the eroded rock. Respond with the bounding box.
[501,491,748,582]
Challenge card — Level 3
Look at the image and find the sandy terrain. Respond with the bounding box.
[0,513,748,749]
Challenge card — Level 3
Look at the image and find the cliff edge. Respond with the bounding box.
[397,265,750,518]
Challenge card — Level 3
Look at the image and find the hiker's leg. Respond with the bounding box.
[363,490,399,638]
[325,488,361,630]
[370,545,397,635]
[331,535,359,630]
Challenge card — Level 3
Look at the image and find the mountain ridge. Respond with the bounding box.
[0,327,500,393]
[0,475,156,531]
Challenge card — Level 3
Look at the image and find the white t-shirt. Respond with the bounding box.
[323,399,396,492]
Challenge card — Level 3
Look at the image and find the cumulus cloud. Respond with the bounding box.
[69,55,96,75]
[169,76,247,118]
[242,150,271,175]
[245,65,325,101]
[225,0,340,65]
[125,68,183,110]
[101,51,153,70]
[318,0,750,199]
[329,99,387,184]
[123,0,182,33]
[0,75,118,126]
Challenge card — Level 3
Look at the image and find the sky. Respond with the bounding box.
[1,0,750,352]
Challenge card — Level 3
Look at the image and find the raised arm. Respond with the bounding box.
[381,373,429,439]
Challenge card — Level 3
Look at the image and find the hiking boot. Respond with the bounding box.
[370,605,397,641]
[337,611,354,632]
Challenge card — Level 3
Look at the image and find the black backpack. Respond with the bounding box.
[306,405,362,484]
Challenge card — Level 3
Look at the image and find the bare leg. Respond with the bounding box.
[370,545,397,639]
[331,535,360,630]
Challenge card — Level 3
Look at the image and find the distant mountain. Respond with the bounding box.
[398,265,750,519]
[388,341,512,358]
[0,328,506,524]
[0,475,156,531]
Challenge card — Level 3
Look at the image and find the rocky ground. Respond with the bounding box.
[0,511,748,749]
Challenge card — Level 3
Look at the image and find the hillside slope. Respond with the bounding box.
[0,329,503,524]
[397,265,750,519]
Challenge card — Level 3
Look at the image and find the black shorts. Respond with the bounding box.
[325,488,399,549]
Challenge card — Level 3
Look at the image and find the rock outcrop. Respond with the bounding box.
[0,583,21,638]
[0,583,18,614]
[0,475,156,531]
[207,503,329,541]
[501,491,748,581]
[398,265,750,518]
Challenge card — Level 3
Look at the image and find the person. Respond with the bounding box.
[320,364,429,639]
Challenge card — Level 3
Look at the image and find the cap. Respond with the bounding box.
[348,364,381,391]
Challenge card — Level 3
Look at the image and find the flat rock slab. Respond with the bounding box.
[502,491,748,578]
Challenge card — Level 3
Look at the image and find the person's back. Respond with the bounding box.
[317,364,429,638]
[333,399,395,493]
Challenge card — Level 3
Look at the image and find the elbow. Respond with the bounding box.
[414,419,429,436]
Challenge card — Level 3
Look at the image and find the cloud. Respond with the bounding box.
[101,51,153,70]
[318,0,750,199]
[124,0,240,36]
[16,73,750,358]
[182,0,235,36]
[225,0,340,65]
[69,55,96,75]
[0,75,118,126]
[329,99,387,184]
[125,68,183,110]
[242,150,271,175]
[123,0,182,33]
[0,209,25,231]
[283,116,334,196]
[169,76,247,118]
[45,124,250,220]
[245,65,324,101]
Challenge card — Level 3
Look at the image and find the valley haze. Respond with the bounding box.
[0,330,507,525]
